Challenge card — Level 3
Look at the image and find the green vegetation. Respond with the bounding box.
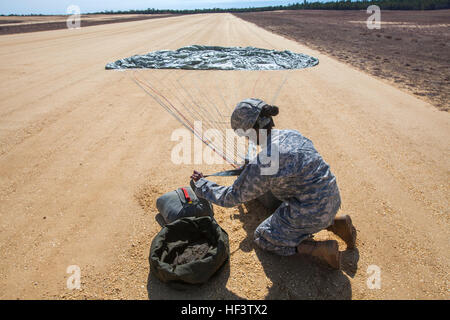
[93,0,449,14]
[2,0,449,16]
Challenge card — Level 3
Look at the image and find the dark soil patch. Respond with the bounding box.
[0,19,24,25]
[234,10,450,111]
[0,14,179,36]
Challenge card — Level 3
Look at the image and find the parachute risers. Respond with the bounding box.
[129,68,293,167]
[131,71,240,167]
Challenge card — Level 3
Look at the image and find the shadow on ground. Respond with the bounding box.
[234,200,358,299]
[147,255,243,299]
[146,199,358,300]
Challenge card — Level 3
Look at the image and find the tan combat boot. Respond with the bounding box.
[297,240,341,270]
[327,215,357,249]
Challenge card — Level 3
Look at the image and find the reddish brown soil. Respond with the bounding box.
[0,14,178,35]
[234,10,450,111]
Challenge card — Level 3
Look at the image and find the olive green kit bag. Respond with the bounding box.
[150,187,229,288]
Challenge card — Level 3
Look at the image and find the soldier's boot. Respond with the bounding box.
[297,240,341,270]
[327,215,357,249]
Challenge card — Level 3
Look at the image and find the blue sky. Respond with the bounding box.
[0,0,332,15]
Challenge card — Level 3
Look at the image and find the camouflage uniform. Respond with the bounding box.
[192,99,341,256]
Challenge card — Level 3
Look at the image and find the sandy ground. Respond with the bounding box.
[0,13,448,300]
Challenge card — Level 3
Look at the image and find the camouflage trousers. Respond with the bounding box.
[253,196,340,256]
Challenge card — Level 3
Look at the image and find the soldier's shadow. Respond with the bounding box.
[146,257,245,299]
[234,200,359,300]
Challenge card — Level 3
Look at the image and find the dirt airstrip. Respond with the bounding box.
[0,13,448,300]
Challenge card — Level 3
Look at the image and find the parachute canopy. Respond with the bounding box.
[105,46,319,167]
[105,45,319,71]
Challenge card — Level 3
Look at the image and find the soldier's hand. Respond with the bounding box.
[190,170,204,182]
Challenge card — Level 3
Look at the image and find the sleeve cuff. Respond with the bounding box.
[193,177,209,189]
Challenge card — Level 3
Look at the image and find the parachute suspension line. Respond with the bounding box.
[131,69,290,167]
[139,71,222,142]
[162,71,232,160]
[213,73,231,123]
[233,72,244,109]
[134,72,236,167]
[192,71,227,123]
[171,73,236,159]
[184,70,246,166]
[213,71,251,164]
[141,71,224,138]
[142,70,248,166]
[252,71,271,100]
[131,71,203,145]
[271,72,289,105]
[175,73,228,134]
[173,71,243,164]
[252,73,260,97]
[207,72,249,166]
[131,71,186,128]
[149,70,228,138]
[184,72,242,159]
[134,73,196,130]
[133,72,228,165]
[131,71,239,167]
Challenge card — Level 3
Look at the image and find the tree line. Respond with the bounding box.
[2,0,449,16]
[93,0,450,14]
